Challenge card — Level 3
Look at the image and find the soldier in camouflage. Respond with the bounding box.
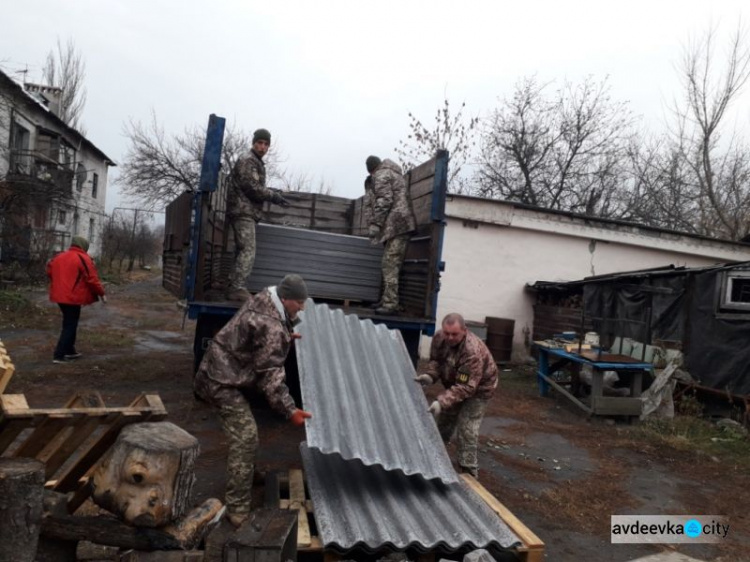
[364,156,416,315]
[416,313,499,479]
[194,274,313,527]
[226,128,292,301]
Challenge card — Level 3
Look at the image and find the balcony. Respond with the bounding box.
[7,149,75,196]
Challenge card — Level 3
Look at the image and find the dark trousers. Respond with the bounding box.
[54,304,81,360]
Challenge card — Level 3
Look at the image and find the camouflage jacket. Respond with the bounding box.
[227,149,275,221]
[193,288,297,417]
[423,330,499,410]
[367,159,416,242]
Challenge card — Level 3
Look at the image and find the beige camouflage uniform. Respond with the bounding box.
[194,287,297,516]
[226,150,277,291]
[367,159,416,310]
[424,330,499,476]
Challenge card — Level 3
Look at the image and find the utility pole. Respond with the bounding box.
[127,208,139,272]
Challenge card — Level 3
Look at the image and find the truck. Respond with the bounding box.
[162,114,448,371]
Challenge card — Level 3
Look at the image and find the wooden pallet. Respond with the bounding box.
[0,339,15,394]
[0,391,168,512]
[265,469,545,562]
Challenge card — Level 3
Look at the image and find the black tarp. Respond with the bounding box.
[580,265,750,396]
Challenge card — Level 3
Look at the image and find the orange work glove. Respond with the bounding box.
[290,409,312,426]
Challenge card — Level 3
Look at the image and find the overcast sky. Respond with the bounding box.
[1,0,748,214]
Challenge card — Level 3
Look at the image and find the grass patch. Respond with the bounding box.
[636,416,750,469]
[0,290,55,329]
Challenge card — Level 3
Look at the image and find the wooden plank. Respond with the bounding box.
[288,468,311,548]
[13,416,80,459]
[0,418,31,455]
[538,373,593,415]
[40,415,109,479]
[409,176,435,200]
[265,470,281,508]
[591,396,643,416]
[298,535,324,552]
[1,394,29,412]
[460,474,545,554]
[412,193,434,224]
[279,499,313,511]
[0,358,14,395]
[53,412,139,492]
[409,158,436,184]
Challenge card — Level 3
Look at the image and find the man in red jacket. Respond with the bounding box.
[46,236,107,364]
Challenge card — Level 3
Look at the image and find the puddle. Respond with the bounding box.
[134,330,191,353]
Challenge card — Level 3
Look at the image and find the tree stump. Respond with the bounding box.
[91,422,199,528]
[0,457,45,562]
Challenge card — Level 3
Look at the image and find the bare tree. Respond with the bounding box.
[667,24,750,239]
[476,76,635,217]
[395,98,479,191]
[118,115,325,209]
[42,38,87,132]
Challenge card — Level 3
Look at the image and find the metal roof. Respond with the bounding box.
[527,261,750,291]
[301,444,521,553]
[296,302,458,483]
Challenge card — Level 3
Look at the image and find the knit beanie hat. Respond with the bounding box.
[253,128,271,144]
[71,236,90,252]
[365,155,382,173]
[277,274,308,300]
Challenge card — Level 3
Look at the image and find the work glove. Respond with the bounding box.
[271,192,291,207]
[414,374,433,386]
[428,400,441,418]
[368,224,381,240]
[290,408,312,426]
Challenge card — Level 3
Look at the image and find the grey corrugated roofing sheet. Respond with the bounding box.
[296,302,458,483]
[301,444,521,553]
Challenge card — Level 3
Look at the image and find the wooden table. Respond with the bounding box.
[535,343,653,417]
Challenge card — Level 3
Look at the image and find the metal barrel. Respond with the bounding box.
[484,316,514,364]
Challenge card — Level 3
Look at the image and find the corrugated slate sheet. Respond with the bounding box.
[301,444,521,553]
[296,302,458,483]
[246,224,383,302]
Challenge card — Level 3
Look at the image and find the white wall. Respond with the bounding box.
[421,197,750,361]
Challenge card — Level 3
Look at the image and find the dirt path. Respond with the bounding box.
[2,275,748,561]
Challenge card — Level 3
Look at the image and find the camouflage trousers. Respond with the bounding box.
[229,217,257,290]
[218,401,259,515]
[381,234,409,309]
[437,396,489,477]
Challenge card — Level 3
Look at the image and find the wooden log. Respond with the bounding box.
[40,514,182,550]
[0,458,45,562]
[161,498,225,550]
[91,422,199,527]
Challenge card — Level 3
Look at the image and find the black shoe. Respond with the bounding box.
[52,358,69,364]
[64,353,82,360]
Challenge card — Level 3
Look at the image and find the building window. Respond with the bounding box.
[58,210,66,225]
[76,163,86,190]
[73,214,79,235]
[92,173,99,198]
[89,218,95,243]
[719,270,750,312]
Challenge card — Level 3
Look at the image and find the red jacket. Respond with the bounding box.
[47,246,105,306]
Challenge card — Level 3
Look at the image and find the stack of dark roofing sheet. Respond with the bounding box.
[296,302,520,553]
[247,224,383,302]
[301,445,521,554]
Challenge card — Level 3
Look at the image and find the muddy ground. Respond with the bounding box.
[1,273,748,562]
